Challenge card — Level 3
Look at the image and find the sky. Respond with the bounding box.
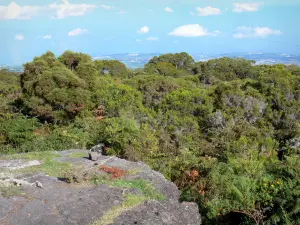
[0,0,300,65]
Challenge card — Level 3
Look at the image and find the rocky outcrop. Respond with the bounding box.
[0,150,201,225]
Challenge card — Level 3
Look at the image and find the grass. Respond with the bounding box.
[69,151,88,158]
[126,168,142,175]
[0,185,27,198]
[0,151,59,161]
[93,178,165,200]
[90,194,147,225]
[89,175,165,224]
[0,151,73,177]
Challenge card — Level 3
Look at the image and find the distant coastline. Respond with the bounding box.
[2,52,300,72]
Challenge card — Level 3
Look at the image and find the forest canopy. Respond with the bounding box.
[0,51,299,225]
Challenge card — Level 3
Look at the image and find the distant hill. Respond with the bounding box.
[93,52,300,69]
[2,53,300,71]
[0,65,24,72]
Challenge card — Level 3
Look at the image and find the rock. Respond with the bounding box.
[0,150,201,225]
[0,160,41,170]
[35,181,43,189]
[0,196,13,219]
[114,200,201,225]
[1,178,33,187]
[88,144,105,161]
[88,151,101,161]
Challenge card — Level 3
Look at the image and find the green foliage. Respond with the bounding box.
[125,75,181,108]
[160,88,213,118]
[0,69,21,116]
[58,50,92,70]
[94,60,128,78]
[0,116,40,147]
[94,81,147,118]
[1,51,300,225]
[193,57,258,83]
[146,52,195,71]
[21,52,93,122]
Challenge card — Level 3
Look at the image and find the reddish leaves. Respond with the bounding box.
[188,169,200,182]
[97,116,104,121]
[100,165,126,178]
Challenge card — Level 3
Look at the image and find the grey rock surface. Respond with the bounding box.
[114,200,201,225]
[0,149,201,225]
[0,160,41,170]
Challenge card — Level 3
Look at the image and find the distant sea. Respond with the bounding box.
[1,53,300,72]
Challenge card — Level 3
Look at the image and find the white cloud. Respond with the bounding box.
[116,10,127,15]
[49,0,96,19]
[233,26,281,38]
[146,37,159,41]
[195,6,221,16]
[43,35,52,39]
[0,0,97,20]
[233,2,264,13]
[100,5,112,10]
[68,28,88,37]
[169,24,220,37]
[211,30,221,37]
[136,39,142,42]
[137,26,150,34]
[0,1,42,20]
[164,7,174,13]
[190,12,195,16]
[15,34,24,41]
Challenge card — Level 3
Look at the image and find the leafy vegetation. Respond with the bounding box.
[0,51,299,224]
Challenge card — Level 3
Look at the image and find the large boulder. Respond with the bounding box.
[0,150,201,225]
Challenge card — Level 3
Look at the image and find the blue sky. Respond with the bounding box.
[0,0,300,65]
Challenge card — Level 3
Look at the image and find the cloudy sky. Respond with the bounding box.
[1,0,300,65]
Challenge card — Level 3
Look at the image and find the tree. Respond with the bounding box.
[94,60,128,78]
[58,51,92,70]
[146,52,195,71]
[125,75,180,108]
[20,52,94,122]
[193,57,258,82]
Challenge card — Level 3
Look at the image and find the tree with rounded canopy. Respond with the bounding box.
[58,51,92,70]
[20,51,146,123]
[21,51,95,122]
[94,60,128,78]
[146,52,195,71]
[193,57,258,82]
